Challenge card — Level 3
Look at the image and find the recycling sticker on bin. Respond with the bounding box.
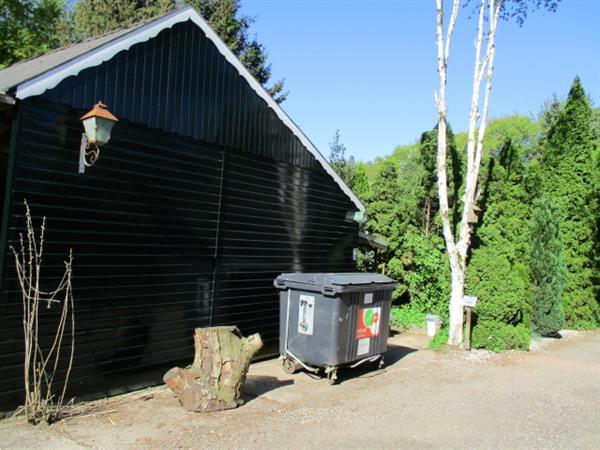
[357,307,381,339]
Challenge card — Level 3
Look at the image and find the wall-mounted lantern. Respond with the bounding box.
[79,102,118,174]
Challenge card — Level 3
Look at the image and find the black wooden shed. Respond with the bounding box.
[0,6,366,409]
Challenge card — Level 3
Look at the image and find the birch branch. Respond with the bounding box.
[435,0,461,258]
[444,0,461,60]
[473,0,502,174]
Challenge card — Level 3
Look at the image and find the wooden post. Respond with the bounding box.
[461,296,477,351]
[465,306,472,351]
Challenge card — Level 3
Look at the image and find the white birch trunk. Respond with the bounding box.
[435,0,504,346]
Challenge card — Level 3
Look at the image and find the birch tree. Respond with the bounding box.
[434,0,560,345]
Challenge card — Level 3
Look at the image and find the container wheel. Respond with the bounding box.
[378,356,385,369]
[326,369,338,385]
[282,358,299,375]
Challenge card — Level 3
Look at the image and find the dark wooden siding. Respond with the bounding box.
[0,99,220,407]
[214,152,357,345]
[42,20,318,170]
[0,15,359,410]
[0,98,357,409]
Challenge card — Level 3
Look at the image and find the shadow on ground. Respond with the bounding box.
[332,344,418,384]
[242,376,294,403]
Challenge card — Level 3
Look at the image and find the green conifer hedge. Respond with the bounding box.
[529,198,566,336]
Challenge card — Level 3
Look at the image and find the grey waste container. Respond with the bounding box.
[274,272,397,384]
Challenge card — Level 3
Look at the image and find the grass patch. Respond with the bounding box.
[428,327,448,349]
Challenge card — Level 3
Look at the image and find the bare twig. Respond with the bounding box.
[11,200,75,424]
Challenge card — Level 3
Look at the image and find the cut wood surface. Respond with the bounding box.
[164,326,263,412]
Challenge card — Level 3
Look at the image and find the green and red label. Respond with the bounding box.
[357,307,381,339]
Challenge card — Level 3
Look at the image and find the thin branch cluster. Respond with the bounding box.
[11,200,75,424]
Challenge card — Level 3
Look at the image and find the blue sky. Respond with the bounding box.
[240,0,600,162]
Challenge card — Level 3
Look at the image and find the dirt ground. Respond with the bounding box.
[1,329,599,449]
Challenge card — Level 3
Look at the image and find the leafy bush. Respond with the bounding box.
[400,232,450,321]
[472,320,530,352]
[390,305,425,329]
[429,327,448,350]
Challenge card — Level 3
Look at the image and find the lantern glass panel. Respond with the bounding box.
[82,116,116,145]
[95,117,116,145]
[82,116,97,143]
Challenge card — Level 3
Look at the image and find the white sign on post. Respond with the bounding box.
[462,296,478,307]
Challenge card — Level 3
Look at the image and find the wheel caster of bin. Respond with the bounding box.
[282,358,300,375]
[326,369,338,385]
[378,357,385,369]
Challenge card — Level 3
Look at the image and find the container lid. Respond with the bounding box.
[274,272,397,295]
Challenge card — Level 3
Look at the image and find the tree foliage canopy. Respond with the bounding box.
[466,138,534,349]
[328,130,356,190]
[341,77,599,350]
[0,0,67,68]
[540,77,598,328]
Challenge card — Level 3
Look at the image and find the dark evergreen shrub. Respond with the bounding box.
[529,198,566,336]
[472,321,530,352]
[540,77,599,327]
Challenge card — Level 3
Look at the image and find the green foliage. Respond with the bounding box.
[469,253,530,324]
[472,321,530,352]
[594,146,600,313]
[189,0,249,54]
[540,77,599,327]
[361,102,597,350]
[484,115,540,150]
[361,159,405,277]
[399,232,449,319]
[529,198,566,336]
[418,125,462,233]
[390,305,425,329]
[70,1,157,41]
[0,0,67,68]
[328,130,355,189]
[353,162,370,202]
[361,149,432,289]
[591,108,600,141]
[468,138,533,348]
[538,95,564,139]
[366,160,404,242]
[428,327,448,349]
[358,127,451,318]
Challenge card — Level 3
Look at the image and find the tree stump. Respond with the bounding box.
[163,326,263,412]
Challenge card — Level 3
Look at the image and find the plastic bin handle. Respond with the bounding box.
[322,286,335,295]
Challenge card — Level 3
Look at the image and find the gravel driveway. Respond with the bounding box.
[1,329,598,449]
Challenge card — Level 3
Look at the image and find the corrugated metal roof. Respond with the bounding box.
[0,6,365,212]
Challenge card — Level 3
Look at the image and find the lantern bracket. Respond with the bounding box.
[79,134,101,174]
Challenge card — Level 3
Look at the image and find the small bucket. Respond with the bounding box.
[425,314,442,337]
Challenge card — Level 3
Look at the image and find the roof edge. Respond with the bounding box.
[358,231,388,250]
[13,6,365,212]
